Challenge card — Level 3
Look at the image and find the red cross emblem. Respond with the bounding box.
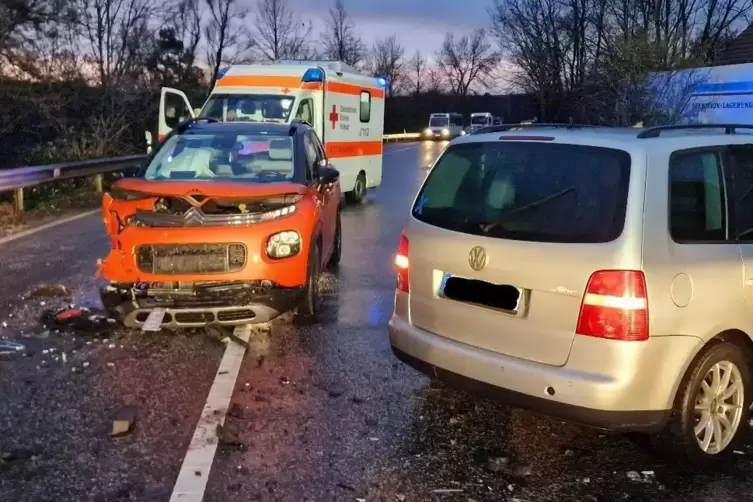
[329,105,339,129]
[281,88,290,95]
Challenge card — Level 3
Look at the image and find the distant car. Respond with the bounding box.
[390,122,753,464]
[98,118,342,328]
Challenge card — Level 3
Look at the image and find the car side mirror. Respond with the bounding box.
[318,166,339,184]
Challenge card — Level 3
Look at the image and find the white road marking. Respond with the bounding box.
[384,144,420,155]
[0,209,99,246]
[169,326,251,501]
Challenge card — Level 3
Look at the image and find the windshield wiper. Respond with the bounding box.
[480,186,576,233]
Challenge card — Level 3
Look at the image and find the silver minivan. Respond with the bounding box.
[390,124,753,464]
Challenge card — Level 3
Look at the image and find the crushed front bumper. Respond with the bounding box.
[101,281,305,329]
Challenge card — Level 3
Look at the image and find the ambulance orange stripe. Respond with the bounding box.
[325,140,383,159]
[215,75,384,97]
[327,82,385,98]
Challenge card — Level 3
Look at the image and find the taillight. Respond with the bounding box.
[394,233,410,293]
[575,270,648,341]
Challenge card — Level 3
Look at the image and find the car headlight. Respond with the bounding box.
[266,231,301,259]
[424,128,432,135]
[460,130,467,136]
[441,129,450,135]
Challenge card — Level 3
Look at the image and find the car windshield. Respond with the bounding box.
[471,115,490,125]
[143,132,296,183]
[412,141,631,243]
[430,117,449,127]
[200,94,295,123]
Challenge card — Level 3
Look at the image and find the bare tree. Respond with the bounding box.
[253,0,312,61]
[368,35,405,96]
[321,0,366,66]
[436,29,499,96]
[426,66,446,93]
[204,0,251,86]
[407,50,426,95]
[74,0,162,88]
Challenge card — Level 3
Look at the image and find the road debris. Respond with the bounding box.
[40,306,117,335]
[111,408,137,438]
[432,488,463,493]
[216,424,246,451]
[27,284,72,299]
[0,339,25,355]
[141,308,165,332]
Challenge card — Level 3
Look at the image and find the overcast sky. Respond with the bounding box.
[285,0,491,56]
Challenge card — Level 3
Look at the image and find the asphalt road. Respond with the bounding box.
[2,141,753,502]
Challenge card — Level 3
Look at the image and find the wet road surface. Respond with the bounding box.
[2,141,753,501]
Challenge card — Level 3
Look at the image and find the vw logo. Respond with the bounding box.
[468,246,487,271]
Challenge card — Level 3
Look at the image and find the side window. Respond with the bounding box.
[359,91,371,122]
[310,130,326,160]
[295,99,313,124]
[303,134,318,182]
[165,93,190,129]
[669,150,727,242]
[728,144,753,240]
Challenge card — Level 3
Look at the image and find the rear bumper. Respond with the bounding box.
[389,315,702,432]
[101,283,304,329]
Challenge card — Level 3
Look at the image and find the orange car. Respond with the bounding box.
[98,118,342,328]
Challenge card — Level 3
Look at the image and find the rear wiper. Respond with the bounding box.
[480,187,576,233]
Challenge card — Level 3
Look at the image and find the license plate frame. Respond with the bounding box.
[439,273,524,314]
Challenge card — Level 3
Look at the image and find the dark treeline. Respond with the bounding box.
[0,0,748,167]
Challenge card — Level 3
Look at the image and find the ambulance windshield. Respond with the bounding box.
[201,94,295,123]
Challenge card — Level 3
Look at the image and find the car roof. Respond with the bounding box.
[180,120,304,136]
[459,124,753,152]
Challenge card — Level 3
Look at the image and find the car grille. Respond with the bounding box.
[136,243,247,275]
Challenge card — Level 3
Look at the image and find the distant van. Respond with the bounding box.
[422,113,464,141]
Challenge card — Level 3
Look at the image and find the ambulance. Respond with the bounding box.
[157,61,386,204]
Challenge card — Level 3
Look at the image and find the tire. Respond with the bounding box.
[345,172,366,204]
[328,209,342,268]
[660,341,752,465]
[294,242,321,324]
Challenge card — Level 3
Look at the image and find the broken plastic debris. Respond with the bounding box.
[40,306,117,335]
[112,408,137,437]
[141,308,165,332]
[432,489,463,493]
[0,340,25,355]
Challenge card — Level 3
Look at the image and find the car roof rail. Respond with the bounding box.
[636,123,753,138]
[174,117,220,134]
[473,122,600,134]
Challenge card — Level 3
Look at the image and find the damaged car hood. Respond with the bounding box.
[111,178,309,198]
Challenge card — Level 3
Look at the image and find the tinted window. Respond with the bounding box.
[303,134,318,181]
[728,145,753,240]
[669,150,726,242]
[359,91,371,122]
[412,141,631,243]
[450,114,463,126]
[143,132,297,183]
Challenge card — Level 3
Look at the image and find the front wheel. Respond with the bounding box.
[345,172,366,204]
[662,342,752,465]
[294,243,321,324]
[328,210,342,268]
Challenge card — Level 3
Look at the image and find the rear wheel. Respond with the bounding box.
[294,243,321,324]
[328,209,342,268]
[345,172,366,204]
[661,342,751,465]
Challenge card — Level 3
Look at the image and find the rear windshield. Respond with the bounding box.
[412,141,631,243]
[430,117,449,127]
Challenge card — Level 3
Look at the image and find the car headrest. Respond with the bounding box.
[268,139,292,161]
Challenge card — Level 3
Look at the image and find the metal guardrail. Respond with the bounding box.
[1,133,419,212]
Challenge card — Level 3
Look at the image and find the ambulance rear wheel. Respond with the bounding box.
[346,172,366,204]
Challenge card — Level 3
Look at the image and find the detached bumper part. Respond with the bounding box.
[100,283,305,329]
